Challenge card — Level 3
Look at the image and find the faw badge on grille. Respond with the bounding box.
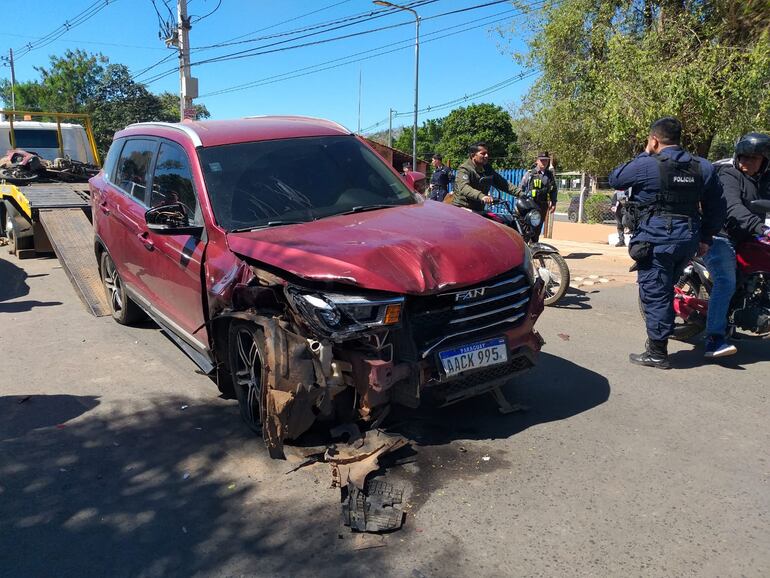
[456,287,486,302]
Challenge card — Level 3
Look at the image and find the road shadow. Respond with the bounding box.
[0,395,100,438]
[562,252,602,260]
[669,336,770,370]
[0,255,60,312]
[0,396,395,578]
[0,255,30,302]
[549,286,593,310]
[386,352,610,446]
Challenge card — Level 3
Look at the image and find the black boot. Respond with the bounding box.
[629,339,670,369]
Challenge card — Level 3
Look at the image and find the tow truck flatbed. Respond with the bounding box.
[1,182,109,316]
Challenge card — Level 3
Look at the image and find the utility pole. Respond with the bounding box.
[357,69,362,133]
[388,108,395,148]
[8,49,16,112]
[166,0,197,121]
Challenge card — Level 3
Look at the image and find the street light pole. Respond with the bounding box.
[374,1,419,171]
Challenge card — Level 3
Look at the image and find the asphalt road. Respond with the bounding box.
[1,251,768,577]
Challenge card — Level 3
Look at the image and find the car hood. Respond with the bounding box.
[226,202,526,294]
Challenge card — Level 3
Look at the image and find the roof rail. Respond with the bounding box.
[242,115,350,134]
[126,122,203,147]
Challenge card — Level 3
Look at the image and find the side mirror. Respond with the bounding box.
[145,203,203,236]
[750,199,770,212]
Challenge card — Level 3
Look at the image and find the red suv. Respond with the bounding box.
[90,117,545,456]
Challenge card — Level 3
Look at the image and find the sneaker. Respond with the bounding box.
[629,351,671,369]
[704,335,737,358]
[615,240,626,247]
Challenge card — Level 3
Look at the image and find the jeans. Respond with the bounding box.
[702,236,737,337]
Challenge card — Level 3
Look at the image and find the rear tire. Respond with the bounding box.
[538,252,570,306]
[228,321,267,434]
[568,210,578,223]
[100,251,144,325]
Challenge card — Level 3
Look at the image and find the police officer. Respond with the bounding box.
[428,154,454,202]
[519,152,558,242]
[609,117,724,369]
[452,142,518,211]
[703,132,770,358]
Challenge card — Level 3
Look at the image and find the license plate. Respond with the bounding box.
[438,337,508,378]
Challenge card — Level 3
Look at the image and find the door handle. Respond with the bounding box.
[137,231,154,251]
[99,201,110,216]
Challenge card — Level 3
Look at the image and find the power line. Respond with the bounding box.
[359,70,539,133]
[142,0,515,85]
[190,0,222,24]
[193,0,434,52]
[0,31,167,51]
[13,0,118,60]
[196,4,541,98]
[198,0,357,48]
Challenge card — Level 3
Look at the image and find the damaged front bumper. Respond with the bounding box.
[216,265,546,458]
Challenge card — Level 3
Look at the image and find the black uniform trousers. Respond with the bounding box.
[637,239,699,341]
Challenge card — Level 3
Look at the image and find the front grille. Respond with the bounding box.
[407,269,531,357]
[426,355,533,405]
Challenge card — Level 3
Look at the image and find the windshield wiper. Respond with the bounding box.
[338,204,397,215]
[230,220,309,232]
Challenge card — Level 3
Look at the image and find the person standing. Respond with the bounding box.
[702,132,770,358]
[611,189,629,247]
[428,154,453,202]
[609,117,724,369]
[519,152,558,242]
[452,142,518,212]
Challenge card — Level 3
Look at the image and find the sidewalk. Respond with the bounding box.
[545,221,635,287]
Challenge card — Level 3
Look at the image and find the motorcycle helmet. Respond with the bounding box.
[734,132,770,173]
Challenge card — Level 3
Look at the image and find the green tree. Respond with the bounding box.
[0,51,210,157]
[509,0,770,174]
[157,92,211,122]
[393,117,445,164]
[436,103,520,168]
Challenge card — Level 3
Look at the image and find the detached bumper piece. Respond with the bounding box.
[341,480,404,533]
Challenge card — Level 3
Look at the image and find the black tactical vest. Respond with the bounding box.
[652,154,704,218]
[524,169,552,203]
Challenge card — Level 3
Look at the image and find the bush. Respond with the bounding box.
[584,194,612,224]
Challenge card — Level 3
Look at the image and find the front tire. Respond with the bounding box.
[537,252,570,306]
[100,251,144,325]
[228,321,267,434]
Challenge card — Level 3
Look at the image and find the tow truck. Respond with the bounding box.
[0,110,109,316]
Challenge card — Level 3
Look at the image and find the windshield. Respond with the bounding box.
[198,135,416,231]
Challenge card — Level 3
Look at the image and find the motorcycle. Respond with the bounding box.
[665,199,770,340]
[485,196,571,306]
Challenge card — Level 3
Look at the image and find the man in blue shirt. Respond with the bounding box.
[609,117,725,368]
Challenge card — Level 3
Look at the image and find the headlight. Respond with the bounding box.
[521,243,536,285]
[525,210,542,228]
[287,289,403,339]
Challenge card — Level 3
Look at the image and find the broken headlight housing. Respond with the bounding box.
[287,289,404,339]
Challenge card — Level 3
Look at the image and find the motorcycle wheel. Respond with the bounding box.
[537,252,570,306]
[636,278,708,341]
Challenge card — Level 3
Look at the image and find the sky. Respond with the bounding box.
[0,0,537,134]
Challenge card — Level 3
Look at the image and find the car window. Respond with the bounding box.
[150,142,200,224]
[198,135,415,231]
[102,139,125,183]
[115,139,156,204]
